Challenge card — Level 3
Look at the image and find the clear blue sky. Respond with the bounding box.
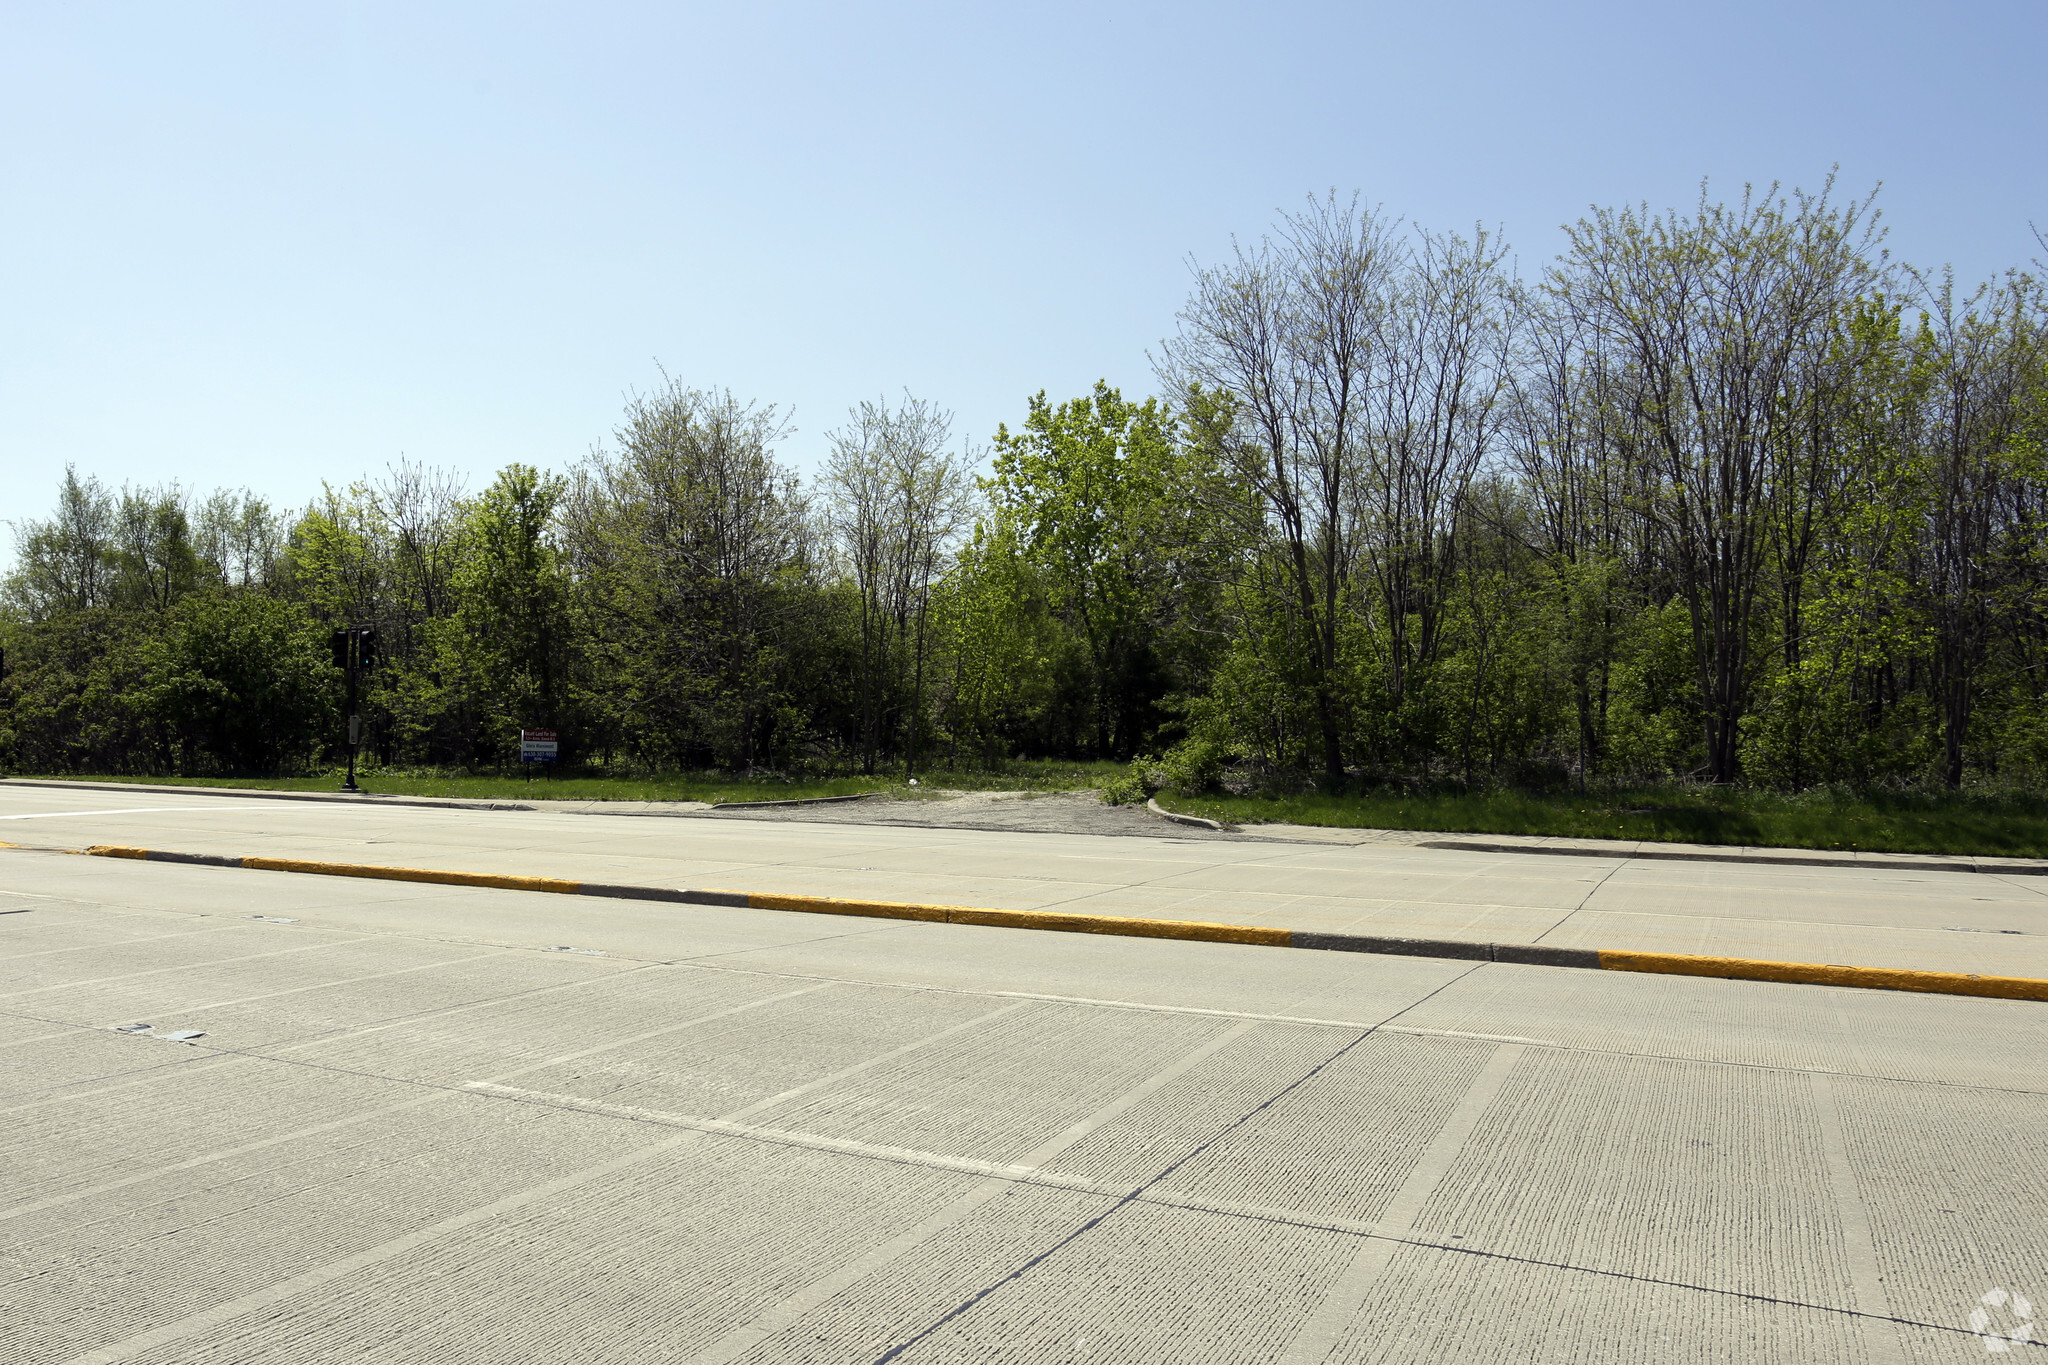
[4,0,2042,539]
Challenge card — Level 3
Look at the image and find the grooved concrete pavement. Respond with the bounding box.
[2,789,2044,1361]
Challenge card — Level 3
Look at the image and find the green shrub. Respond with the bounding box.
[1154,737,1227,793]
[1099,738,1231,805]
[1099,764,1154,805]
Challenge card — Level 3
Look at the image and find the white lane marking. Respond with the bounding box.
[962,987,1553,1043]
[685,1021,1259,1364]
[47,987,998,1363]
[1,980,833,1224]
[1279,1043,1527,1364]
[1810,1071,1903,1363]
[688,1023,1261,1365]
[470,1081,1117,1185]
[693,969,1555,1046]
[0,808,249,820]
[59,1129,706,1365]
[0,937,378,1001]
[468,1077,1569,1259]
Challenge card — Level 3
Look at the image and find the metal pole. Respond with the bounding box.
[342,629,360,792]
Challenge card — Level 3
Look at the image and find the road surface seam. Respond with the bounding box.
[1278,1043,1525,1363]
[0,951,654,1115]
[454,1064,2002,1356]
[9,919,2043,1118]
[685,1020,1259,1364]
[0,922,249,965]
[1527,851,1629,945]
[852,961,1496,1362]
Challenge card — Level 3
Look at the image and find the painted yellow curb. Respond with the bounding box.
[944,905,1290,946]
[238,856,582,896]
[740,891,951,923]
[730,890,1288,945]
[84,846,583,895]
[57,843,2048,1002]
[1597,949,2048,1002]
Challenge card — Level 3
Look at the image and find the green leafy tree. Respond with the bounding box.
[565,380,814,769]
[927,523,1061,766]
[987,382,1225,759]
[149,594,334,774]
[430,464,578,762]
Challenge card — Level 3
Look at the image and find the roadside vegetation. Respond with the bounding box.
[1150,783,2048,859]
[12,760,1123,805]
[6,179,2048,860]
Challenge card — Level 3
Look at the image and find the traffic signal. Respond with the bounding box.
[329,626,379,671]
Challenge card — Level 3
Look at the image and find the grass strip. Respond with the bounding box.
[4,761,1125,806]
[1157,786,2048,860]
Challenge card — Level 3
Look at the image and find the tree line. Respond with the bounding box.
[5,182,2046,792]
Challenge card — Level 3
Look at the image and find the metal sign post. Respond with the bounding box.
[343,647,360,792]
[331,625,377,792]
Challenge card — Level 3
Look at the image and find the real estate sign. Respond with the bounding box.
[520,729,559,764]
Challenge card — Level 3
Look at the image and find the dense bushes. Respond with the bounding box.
[0,593,329,775]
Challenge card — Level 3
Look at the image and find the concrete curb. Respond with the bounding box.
[1,777,534,813]
[1146,798,1233,832]
[1414,837,2048,876]
[70,843,2048,1003]
[708,792,887,810]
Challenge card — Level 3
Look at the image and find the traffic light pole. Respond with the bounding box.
[342,632,361,793]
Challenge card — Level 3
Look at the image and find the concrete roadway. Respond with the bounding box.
[2,788,2045,1361]
[3,783,2048,975]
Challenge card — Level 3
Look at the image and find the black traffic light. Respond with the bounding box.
[330,626,378,672]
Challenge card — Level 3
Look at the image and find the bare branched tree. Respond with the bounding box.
[1361,226,1516,703]
[1504,290,1650,780]
[825,393,976,773]
[194,490,286,592]
[5,466,116,618]
[1906,269,2046,786]
[372,459,467,628]
[1554,179,1882,782]
[1161,193,1400,785]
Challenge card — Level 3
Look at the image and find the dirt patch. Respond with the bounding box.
[695,789,1255,840]
[506,787,1427,844]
